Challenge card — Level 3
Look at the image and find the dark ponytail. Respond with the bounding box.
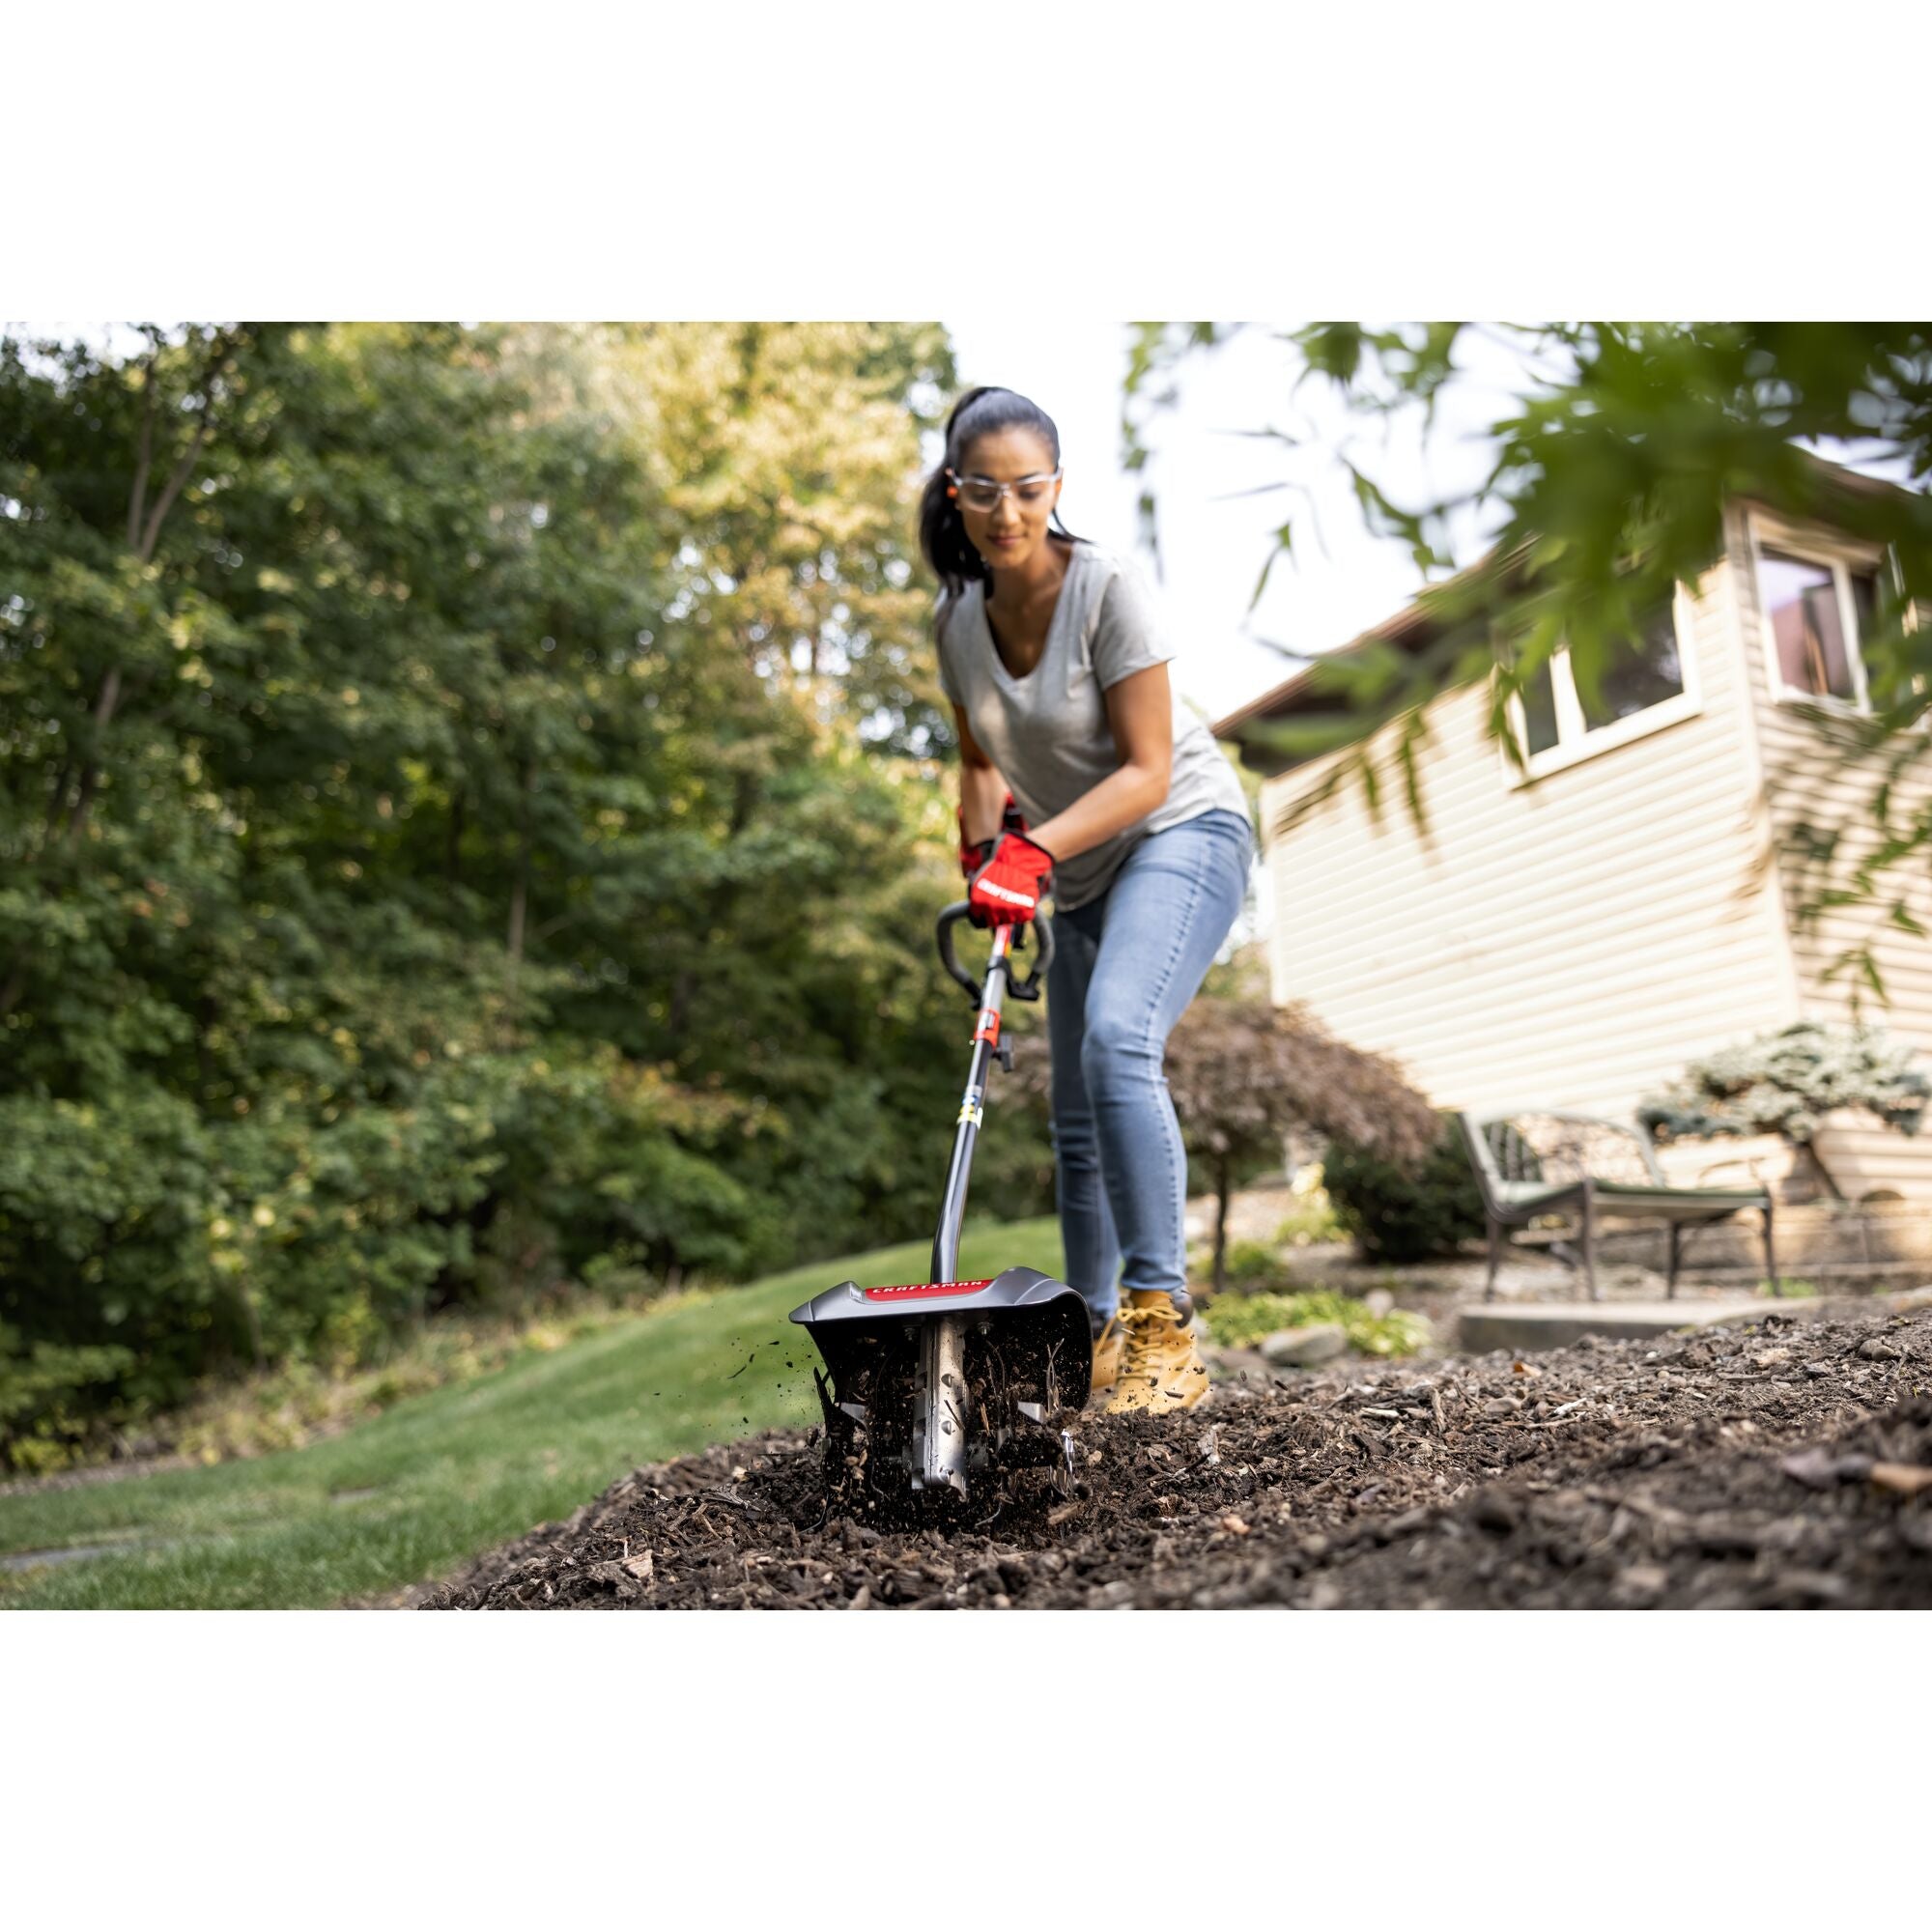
[917,384,1084,605]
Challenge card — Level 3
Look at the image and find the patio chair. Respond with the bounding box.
[1458,1108,1776,1302]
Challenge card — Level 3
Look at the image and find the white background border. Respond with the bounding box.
[7,4,1926,1922]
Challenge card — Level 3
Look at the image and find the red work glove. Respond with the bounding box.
[968,830,1055,928]
[957,793,1029,881]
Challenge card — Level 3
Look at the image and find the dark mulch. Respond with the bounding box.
[419,1305,1932,1609]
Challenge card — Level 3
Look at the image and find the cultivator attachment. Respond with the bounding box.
[790,1265,1090,1518]
[790,905,1082,1520]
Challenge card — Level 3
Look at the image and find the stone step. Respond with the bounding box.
[1457,1300,1786,1354]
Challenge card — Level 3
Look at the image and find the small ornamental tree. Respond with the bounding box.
[1164,999,1438,1294]
[1638,1021,1930,1201]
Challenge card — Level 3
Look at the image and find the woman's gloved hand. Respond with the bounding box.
[968,829,1055,928]
[958,792,1030,881]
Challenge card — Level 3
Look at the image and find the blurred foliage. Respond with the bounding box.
[1640,1020,1928,1202]
[1217,1236,1289,1288]
[1321,1117,1487,1264]
[0,1322,138,1475]
[0,321,1060,1466]
[1123,322,1932,885]
[1271,1182,1342,1249]
[1208,1201,1342,1293]
[1203,1288,1429,1358]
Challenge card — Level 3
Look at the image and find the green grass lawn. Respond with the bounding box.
[0,1217,1064,1610]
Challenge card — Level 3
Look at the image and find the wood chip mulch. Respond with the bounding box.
[419,1305,1932,1610]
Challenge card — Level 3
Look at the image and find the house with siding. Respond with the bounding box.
[1213,462,1932,1203]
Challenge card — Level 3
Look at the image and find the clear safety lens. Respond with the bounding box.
[951,469,1060,511]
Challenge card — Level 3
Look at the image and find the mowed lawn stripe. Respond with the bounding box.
[0,1219,1065,1609]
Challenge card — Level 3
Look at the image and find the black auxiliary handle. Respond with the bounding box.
[935,901,1054,1005]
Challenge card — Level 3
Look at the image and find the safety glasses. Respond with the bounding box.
[947,467,1062,511]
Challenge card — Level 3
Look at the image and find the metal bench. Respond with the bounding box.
[1458,1107,1776,1301]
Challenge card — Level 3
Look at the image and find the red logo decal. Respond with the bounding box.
[862,1278,994,1301]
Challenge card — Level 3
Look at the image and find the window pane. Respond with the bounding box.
[1577,602,1686,730]
[1760,548,1856,698]
[1851,566,1882,647]
[1520,660,1560,754]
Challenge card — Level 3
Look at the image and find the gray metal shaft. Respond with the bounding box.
[918,1314,969,1495]
[931,925,1011,1287]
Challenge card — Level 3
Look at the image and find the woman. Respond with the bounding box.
[918,385,1254,1414]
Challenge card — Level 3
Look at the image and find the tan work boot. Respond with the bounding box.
[1090,1312,1125,1397]
[1104,1290,1210,1414]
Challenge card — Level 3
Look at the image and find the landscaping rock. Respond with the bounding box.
[1364,1290,1396,1318]
[1260,1323,1348,1367]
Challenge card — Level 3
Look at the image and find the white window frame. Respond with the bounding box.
[1747,507,1890,715]
[1503,583,1703,785]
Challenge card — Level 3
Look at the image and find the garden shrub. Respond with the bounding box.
[0,1041,767,1465]
[1220,1237,1293,1291]
[1640,1020,1928,1200]
[1321,1118,1485,1263]
[0,1090,224,1409]
[0,1323,139,1474]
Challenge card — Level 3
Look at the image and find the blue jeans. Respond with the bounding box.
[1044,809,1253,1325]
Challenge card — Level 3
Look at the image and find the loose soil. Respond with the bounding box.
[420,1303,1932,1610]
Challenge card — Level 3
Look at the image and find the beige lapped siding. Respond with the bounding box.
[1259,552,1804,1183]
[1730,499,1932,1196]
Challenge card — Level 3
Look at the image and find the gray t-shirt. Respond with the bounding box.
[936,539,1252,910]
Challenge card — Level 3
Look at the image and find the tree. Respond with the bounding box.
[0,323,267,1022]
[1638,1021,1929,1202]
[1163,995,1436,1294]
[0,319,1016,1465]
